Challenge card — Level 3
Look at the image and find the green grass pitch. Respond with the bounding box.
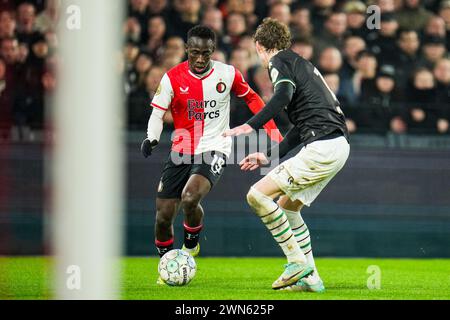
[1,257,449,300]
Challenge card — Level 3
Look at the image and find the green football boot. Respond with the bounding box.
[181,243,200,257]
[272,262,314,290]
[280,274,326,293]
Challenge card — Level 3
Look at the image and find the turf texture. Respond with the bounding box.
[1,257,449,300]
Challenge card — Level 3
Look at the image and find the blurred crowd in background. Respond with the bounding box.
[0,0,449,141]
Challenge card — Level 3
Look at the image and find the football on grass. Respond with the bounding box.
[158,249,197,286]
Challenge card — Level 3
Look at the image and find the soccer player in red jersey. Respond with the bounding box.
[141,26,283,266]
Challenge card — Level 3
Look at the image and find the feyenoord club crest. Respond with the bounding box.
[216,81,226,93]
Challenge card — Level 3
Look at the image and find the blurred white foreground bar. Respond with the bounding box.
[52,0,124,300]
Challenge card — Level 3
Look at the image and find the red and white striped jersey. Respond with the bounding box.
[151,60,282,156]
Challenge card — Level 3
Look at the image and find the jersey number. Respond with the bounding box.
[211,155,225,175]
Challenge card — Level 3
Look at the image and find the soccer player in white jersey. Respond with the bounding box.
[224,19,350,292]
[141,26,282,271]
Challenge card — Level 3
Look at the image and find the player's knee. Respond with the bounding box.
[246,188,259,209]
[247,187,278,216]
[181,190,201,213]
[155,212,172,230]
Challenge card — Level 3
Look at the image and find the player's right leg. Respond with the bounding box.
[246,176,313,289]
[278,196,325,293]
[155,198,180,285]
[155,198,181,257]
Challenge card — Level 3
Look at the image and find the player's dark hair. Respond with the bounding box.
[187,25,217,45]
[253,18,291,52]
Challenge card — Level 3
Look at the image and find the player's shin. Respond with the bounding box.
[155,238,174,257]
[183,222,203,250]
[283,208,319,277]
[247,187,306,264]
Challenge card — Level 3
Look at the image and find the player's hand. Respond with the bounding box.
[141,138,158,158]
[239,152,269,171]
[222,124,254,137]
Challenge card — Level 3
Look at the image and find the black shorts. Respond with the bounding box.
[157,151,227,199]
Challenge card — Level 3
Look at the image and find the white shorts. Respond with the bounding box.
[267,136,350,206]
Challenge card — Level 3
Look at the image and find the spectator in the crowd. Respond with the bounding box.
[128,0,150,34]
[163,36,185,62]
[0,55,14,137]
[145,15,166,61]
[395,0,433,31]
[290,5,313,39]
[202,7,232,57]
[148,0,168,17]
[315,10,348,53]
[339,49,378,107]
[423,15,447,39]
[134,51,153,85]
[35,0,59,33]
[16,2,44,48]
[433,58,450,133]
[0,57,5,92]
[367,13,399,65]
[225,12,247,48]
[318,46,343,74]
[229,47,251,80]
[419,36,447,69]
[322,71,354,132]
[360,64,407,134]
[310,0,335,35]
[343,0,368,39]
[211,49,226,63]
[237,34,259,66]
[340,35,366,83]
[323,72,340,96]
[123,41,140,93]
[0,37,18,66]
[168,0,201,40]
[406,67,440,133]
[251,65,273,102]
[376,0,396,13]
[291,37,314,61]
[269,1,291,26]
[200,0,218,10]
[439,0,450,29]
[391,29,421,89]
[0,10,16,40]
[158,36,185,70]
[223,0,258,31]
[124,17,142,44]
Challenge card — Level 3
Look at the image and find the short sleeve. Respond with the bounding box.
[231,67,251,97]
[269,56,296,89]
[151,73,173,112]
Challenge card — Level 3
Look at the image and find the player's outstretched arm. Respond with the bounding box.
[141,107,165,158]
[224,82,294,138]
[239,126,301,171]
[239,87,283,143]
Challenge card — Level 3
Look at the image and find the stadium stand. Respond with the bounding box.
[0,0,448,140]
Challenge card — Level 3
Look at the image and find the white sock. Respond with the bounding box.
[283,208,320,278]
[247,188,307,264]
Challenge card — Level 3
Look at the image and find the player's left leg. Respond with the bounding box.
[278,196,325,293]
[180,174,212,256]
[180,151,227,256]
[247,176,313,289]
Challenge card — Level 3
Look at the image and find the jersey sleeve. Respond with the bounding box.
[150,73,173,111]
[231,67,251,98]
[269,56,296,89]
